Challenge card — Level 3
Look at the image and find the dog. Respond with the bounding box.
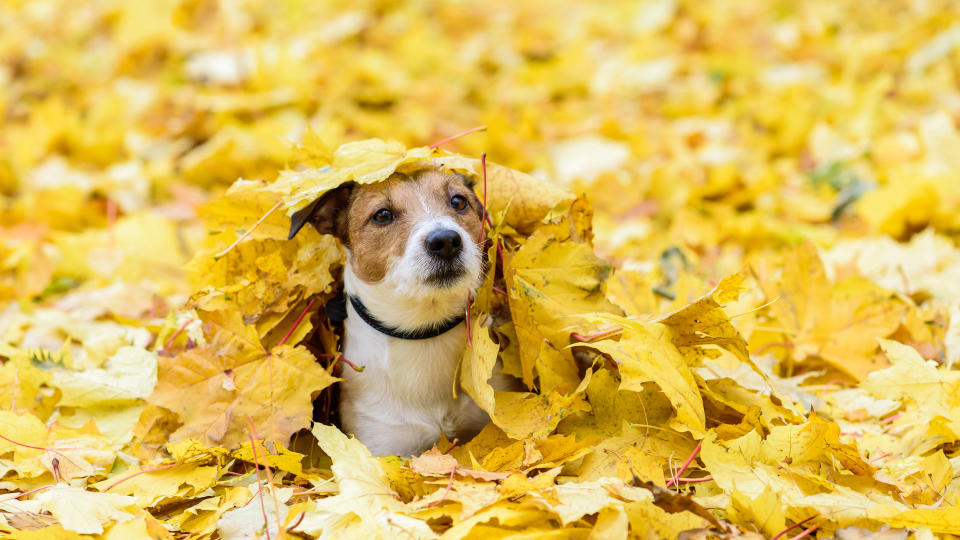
[288,167,491,456]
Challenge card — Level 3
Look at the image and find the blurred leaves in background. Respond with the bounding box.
[2,0,960,537]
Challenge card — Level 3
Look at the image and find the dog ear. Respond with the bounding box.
[287,182,354,241]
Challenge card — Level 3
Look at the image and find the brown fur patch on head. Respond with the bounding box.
[343,168,484,283]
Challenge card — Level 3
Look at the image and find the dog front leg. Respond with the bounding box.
[442,394,490,442]
[343,414,442,457]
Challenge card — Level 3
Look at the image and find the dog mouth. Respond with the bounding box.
[423,260,468,287]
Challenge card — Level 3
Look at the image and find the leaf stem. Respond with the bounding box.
[879,412,903,425]
[161,318,194,354]
[428,125,487,149]
[443,438,459,454]
[664,440,702,489]
[427,465,457,507]
[286,511,306,533]
[0,483,53,503]
[336,355,364,372]
[246,418,282,534]
[787,523,820,540]
[465,293,473,347]
[103,463,178,492]
[214,200,283,260]
[246,417,282,539]
[571,326,623,343]
[245,430,272,540]
[0,432,84,472]
[771,516,817,540]
[677,476,713,483]
[278,297,317,347]
[480,152,491,232]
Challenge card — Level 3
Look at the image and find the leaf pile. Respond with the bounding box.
[2,0,960,538]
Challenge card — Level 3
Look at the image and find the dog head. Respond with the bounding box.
[288,167,485,324]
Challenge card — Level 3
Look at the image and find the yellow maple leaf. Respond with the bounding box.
[149,310,338,447]
[187,230,340,322]
[861,339,960,438]
[92,463,219,507]
[216,485,293,540]
[0,344,53,415]
[269,138,433,214]
[198,179,293,247]
[35,484,136,535]
[171,486,250,536]
[100,512,174,540]
[431,154,574,233]
[726,487,787,538]
[0,411,52,476]
[868,506,960,535]
[292,424,437,538]
[232,440,306,477]
[655,274,775,388]
[759,243,909,380]
[51,346,157,407]
[506,221,620,387]
[587,318,706,438]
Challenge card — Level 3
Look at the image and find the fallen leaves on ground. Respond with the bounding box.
[3,0,960,538]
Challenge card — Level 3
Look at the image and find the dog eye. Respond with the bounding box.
[372,208,394,225]
[450,194,468,212]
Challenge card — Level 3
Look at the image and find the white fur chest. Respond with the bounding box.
[342,301,465,410]
[336,274,489,455]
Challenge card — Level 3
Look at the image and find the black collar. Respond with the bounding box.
[331,294,465,340]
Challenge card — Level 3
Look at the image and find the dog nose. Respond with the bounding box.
[425,229,463,261]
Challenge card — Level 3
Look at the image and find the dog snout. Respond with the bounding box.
[425,229,463,261]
